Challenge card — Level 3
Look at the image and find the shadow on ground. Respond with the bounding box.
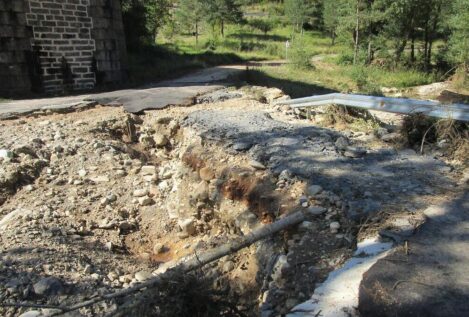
[181,101,462,312]
[245,69,336,98]
[228,33,289,42]
[359,191,469,317]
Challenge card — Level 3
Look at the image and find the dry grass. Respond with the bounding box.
[401,114,469,165]
[114,270,246,317]
[322,105,382,132]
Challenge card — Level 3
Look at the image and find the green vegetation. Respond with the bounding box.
[120,0,469,92]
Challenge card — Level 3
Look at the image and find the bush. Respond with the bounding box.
[350,66,368,89]
[204,39,217,51]
[248,18,273,35]
[263,42,282,58]
[349,66,381,94]
[337,52,354,65]
[289,42,314,70]
[238,40,256,52]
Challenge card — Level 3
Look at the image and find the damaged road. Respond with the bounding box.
[0,65,245,119]
[0,84,467,317]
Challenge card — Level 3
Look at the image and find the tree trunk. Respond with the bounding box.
[195,21,199,46]
[410,32,415,62]
[426,3,441,72]
[395,39,407,66]
[221,20,224,37]
[424,23,429,70]
[353,0,360,65]
[48,210,309,316]
[367,40,372,65]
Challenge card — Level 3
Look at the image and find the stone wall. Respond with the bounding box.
[0,0,35,94]
[89,0,128,86]
[26,0,96,93]
[0,0,127,96]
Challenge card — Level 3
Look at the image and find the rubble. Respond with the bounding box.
[0,86,460,317]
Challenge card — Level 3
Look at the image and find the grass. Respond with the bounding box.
[126,44,243,85]
[131,5,438,93]
[246,61,436,98]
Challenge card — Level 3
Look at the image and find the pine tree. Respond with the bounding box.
[204,0,243,36]
[448,0,469,72]
[284,0,314,34]
[176,0,205,44]
[323,0,339,44]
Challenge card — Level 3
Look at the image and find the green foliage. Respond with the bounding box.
[289,40,314,70]
[203,0,244,36]
[284,0,315,32]
[323,0,339,43]
[121,0,171,47]
[447,0,469,69]
[337,52,354,65]
[349,66,381,94]
[127,44,242,84]
[248,18,274,35]
[175,0,205,42]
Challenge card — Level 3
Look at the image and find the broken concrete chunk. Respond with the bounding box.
[380,132,401,142]
[271,255,290,287]
[307,206,326,216]
[307,185,323,196]
[154,134,169,148]
[0,149,14,161]
[343,146,367,158]
[134,270,153,282]
[78,169,87,177]
[133,188,149,197]
[178,218,196,236]
[139,134,155,148]
[138,196,153,206]
[33,277,64,296]
[194,181,209,201]
[140,165,157,175]
[263,87,285,103]
[250,160,266,170]
[233,142,252,151]
[330,221,341,233]
[335,136,349,150]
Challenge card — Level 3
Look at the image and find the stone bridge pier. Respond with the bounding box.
[0,0,128,96]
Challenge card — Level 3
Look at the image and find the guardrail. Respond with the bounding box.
[274,93,469,122]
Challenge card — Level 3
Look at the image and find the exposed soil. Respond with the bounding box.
[0,86,466,317]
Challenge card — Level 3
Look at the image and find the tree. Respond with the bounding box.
[120,0,171,47]
[284,0,315,34]
[334,0,385,65]
[248,18,274,35]
[176,0,205,44]
[121,0,151,48]
[145,0,172,41]
[323,0,339,44]
[204,0,243,37]
[447,0,469,73]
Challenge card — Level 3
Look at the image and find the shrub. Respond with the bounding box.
[337,52,354,65]
[248,18,274,35]
[263,42,281,58]
[348,66,382,94]
[289,41,314,70]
